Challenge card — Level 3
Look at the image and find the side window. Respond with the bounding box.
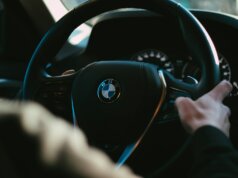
[0,0,4,54]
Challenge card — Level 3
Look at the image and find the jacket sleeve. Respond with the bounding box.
[189,126,238,178]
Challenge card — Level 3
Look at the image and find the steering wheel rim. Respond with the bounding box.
[22,0,220,174]
[22,0,220,99]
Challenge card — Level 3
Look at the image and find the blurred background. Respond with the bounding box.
[176,0,238,15]
[60,0,238,16]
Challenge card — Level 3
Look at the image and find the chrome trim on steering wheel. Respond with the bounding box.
[116,70,167,168]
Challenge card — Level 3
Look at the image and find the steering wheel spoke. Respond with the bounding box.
[163,71,198,98]
[34,72,76,120]
[154,71,198,123]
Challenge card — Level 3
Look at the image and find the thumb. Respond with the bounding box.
[175,97,195,118]
[175,97,198,132]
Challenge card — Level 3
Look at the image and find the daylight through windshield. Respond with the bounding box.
[176,0,238,16]
[60,0,238,16]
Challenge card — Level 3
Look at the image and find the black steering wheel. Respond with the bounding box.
[22,0,220,175]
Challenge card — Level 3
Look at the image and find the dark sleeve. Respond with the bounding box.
[189,126,238,178]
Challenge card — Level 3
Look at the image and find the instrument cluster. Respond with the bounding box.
[131,49,238,97]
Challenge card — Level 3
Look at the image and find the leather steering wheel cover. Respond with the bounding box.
[22,0,220,99]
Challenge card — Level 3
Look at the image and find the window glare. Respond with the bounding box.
[43,0,68,21]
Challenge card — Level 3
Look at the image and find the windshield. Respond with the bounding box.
[60,0,238,16]
[43,0,238,46]
[176,0,238,16]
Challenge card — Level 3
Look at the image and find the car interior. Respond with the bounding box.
[0,0,238,177]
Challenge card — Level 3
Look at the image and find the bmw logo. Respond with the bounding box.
[97,79,121,103]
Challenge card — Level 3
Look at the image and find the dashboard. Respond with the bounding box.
[53,10,238,97]
[46,10,238,119]
[130,48,237,96]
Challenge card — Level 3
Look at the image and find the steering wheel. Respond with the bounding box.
[22,0,220,175]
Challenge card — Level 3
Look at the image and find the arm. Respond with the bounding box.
[189,126,238,178]
[175,80,238,177]
[0,101,141,178]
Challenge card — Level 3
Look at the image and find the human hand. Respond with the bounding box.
[175,80,233,137]
[0,101,141,178]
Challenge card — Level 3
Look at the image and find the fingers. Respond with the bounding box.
[224,118,231,138]
[20,102,57,135]
[223,105,231,118]
[175,97,198,133]
[175,97,196,119]
[219,105,231,137]
[0,99,21,116]
[207,80,233,101]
